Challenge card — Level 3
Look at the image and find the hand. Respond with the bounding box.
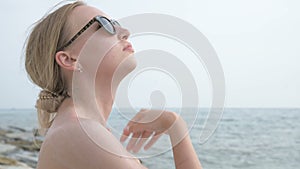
[120,109,178,153]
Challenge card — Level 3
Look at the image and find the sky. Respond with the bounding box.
[0,0,299,109]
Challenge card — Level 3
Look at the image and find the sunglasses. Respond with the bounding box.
[58,15,120,51]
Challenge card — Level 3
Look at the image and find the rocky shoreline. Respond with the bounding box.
[0,127,41,169]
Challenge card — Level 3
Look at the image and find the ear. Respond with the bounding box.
[55,51,77,71]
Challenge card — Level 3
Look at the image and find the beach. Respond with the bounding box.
[0,108,299,169]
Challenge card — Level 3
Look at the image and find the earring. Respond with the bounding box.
[76,63,83,73]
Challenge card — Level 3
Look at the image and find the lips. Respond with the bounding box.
[123,43,134,52]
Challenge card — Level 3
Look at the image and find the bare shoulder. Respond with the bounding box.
[40,117,147,169]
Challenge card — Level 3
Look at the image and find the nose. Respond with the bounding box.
[117,27,130,41]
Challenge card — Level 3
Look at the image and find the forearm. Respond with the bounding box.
[168,117,202,169]
[171,135,202,169]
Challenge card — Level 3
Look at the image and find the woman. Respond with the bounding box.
[25,1,202,169]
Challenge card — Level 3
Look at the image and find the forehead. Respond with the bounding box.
[68,5,110,32]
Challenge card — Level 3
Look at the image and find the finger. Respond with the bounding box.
[132,131,153,153]
[144,133,163,150]
[120,126,130,142]
[121,109,149,143]
[121,124,143,143]
[125,115,142,131]
[126,132,141,151]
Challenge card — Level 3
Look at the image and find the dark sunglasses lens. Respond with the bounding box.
[112,20,121,27]
[99,17,115,34]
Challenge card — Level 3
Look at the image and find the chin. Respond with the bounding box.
[123,54,137,73]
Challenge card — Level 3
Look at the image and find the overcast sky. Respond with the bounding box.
[0,0,299,109]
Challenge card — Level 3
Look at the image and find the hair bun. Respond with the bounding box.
[35,89,66,113]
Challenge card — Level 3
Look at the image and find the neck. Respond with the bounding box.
[67,73,121,125]
[95,77,118,121]
[95,69,127,122]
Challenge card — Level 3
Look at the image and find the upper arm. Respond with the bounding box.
[47,118,148,169]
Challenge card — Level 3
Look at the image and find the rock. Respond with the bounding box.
[0,166,33,169]
[0,155,35,169]
[5,139,40,152]
[0,128,37,169]
[0,156,18,165]
[0,161,33,169]
[0,130,7,136]
[0,128,13,134]
[14,154,37,169]
[8,127,26,133]
[5,133,32,142]
[0,144,16,153]
[0,144,16,154]
[0,165,33,169]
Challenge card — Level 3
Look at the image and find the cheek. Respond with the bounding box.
[96,46,123,75]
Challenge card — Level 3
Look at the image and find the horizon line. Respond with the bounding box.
[1,107,300,110]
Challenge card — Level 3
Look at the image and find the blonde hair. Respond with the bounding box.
[25,1,85,134]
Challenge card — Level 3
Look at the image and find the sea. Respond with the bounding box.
[0,108,299,169]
